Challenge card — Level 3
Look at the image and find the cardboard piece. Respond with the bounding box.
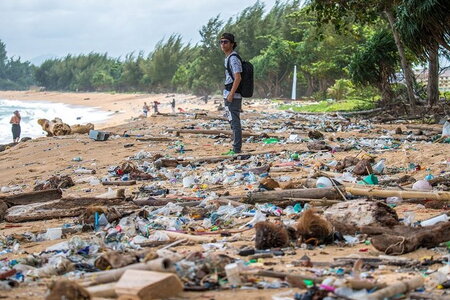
[115,270,183,300]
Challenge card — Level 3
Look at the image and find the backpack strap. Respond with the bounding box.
[226,53,242,82]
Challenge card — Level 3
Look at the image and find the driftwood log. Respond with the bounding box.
[369,222,450,255]
[81,258,174,286]
[156,150,276,167]
[406,124,441,133]
[331,220,450,255]
[0,189,62,206]
[366,276,424,300]
[221,187,343,204]
[346,186,450,201]
[135,137,175,142]
[70,123,94,134]
[102,180,137,186]
[37,118,71,136]
[167,128,278,138]
[5,197,131,222]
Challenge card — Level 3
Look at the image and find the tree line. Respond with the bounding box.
[0,0,449,111]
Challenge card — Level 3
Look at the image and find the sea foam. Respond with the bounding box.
[0,99,112,144]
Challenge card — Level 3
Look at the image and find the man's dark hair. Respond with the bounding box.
[220,33,237,50]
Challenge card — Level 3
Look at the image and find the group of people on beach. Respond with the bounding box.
[9,32,244,154]
[142,99,176,117]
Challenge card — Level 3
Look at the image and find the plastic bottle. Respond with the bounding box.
[420,214,449,227]
[425,174,434,181]
[74,168,95,174]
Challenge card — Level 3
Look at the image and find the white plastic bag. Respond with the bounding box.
[443,120,450,137]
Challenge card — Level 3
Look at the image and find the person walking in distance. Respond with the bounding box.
[171,98,176,114]
[142,102,150,117]
[153,101,160,114]
[10,110,21,143]
[220,33,242,154]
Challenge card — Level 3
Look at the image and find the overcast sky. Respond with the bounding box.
[0,0,279,63]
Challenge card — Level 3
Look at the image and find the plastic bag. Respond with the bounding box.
[443,120,450,137]
[373,159,385,174]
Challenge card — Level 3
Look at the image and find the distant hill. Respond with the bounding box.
[29,54,58,66]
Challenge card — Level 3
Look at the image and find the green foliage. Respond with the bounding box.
[278,97,375,112]
[0,40,35,90]
[18,0,449,104]
[251,37,296,97]
[34,53,122,91]
[396,0,450,59]
[348,30,398,102]
[327,79,354,101]
[141,35,189,92]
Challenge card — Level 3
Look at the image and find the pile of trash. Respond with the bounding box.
[1,110,450,300]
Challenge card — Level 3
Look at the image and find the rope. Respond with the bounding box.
[384,236,406,255]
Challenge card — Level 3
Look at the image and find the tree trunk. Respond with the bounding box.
[304,72,314,97]
[384,9,417,113]
[378,63,394,104]
[427,42,439,106]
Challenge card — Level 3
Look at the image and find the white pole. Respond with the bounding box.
[291,65,297,100]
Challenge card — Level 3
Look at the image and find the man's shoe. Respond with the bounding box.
[221,149,236,156]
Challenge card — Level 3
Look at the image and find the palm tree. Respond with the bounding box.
[396,0,450,106]
[308,0,419,112]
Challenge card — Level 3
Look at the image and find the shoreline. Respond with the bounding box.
[0,90,212,129]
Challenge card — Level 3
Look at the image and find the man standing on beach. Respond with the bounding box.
[10,110,21,143]
[220,33,242,154]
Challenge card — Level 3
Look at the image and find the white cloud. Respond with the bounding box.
[0,0,279,61]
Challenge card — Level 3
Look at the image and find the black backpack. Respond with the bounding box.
[226,53,254,98]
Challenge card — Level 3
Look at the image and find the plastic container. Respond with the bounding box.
[420,214,449,227]
[316,177,333,188]
[225,263,241,286]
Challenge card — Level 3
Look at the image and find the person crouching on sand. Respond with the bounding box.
[10,110,21,143]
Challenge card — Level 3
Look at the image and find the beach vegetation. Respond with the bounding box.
[0,41,35,90]
[0,0,447,113]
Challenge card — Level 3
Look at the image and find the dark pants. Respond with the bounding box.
[224,99,242,153]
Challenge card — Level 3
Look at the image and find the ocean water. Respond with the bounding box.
[0,99,112,144]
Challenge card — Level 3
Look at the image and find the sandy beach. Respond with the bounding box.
[0,91,216,129]
[0,91,449,299]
